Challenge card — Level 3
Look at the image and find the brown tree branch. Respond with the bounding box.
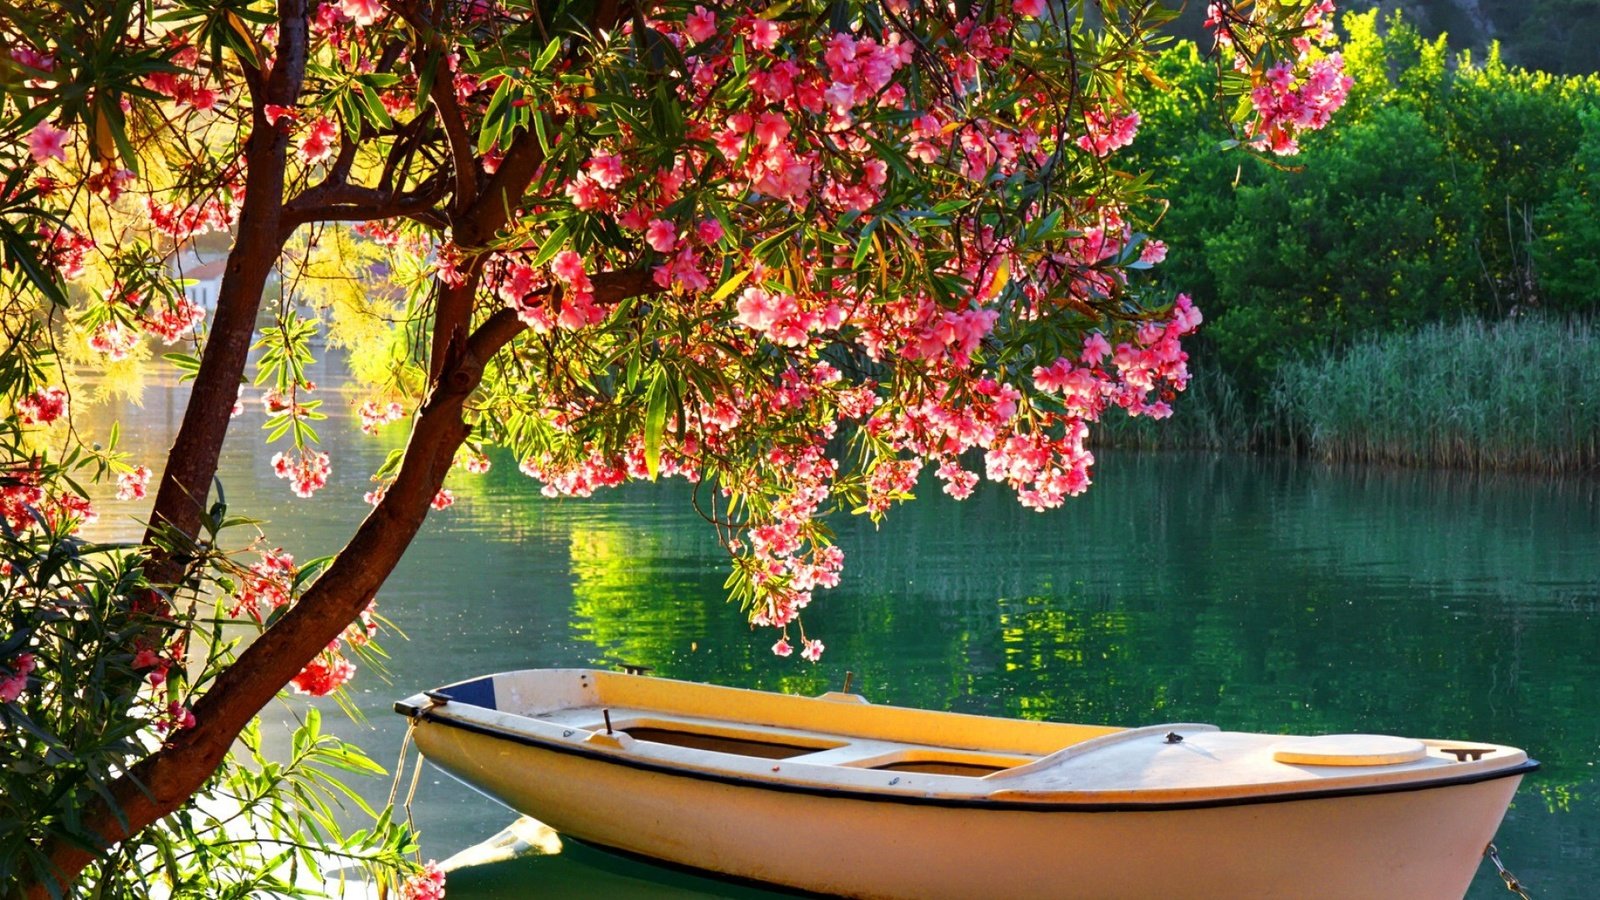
[279,177,451,234]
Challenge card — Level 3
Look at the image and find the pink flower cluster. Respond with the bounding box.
[340,0,386,27]
[1206,1,1350,155]
[734,285,846,347]
[116,465,152,501]
[0,465,95,533]
[145,191,240,242]
[299,117,340,166]
[0,653,36,704]
[455,449,492,474]
[145,44,219,110]
[44,227,94,281]
[1077,108,1140,157]
[271,449,331,498]
[230,548,297,620]
[290,644,357,696]
[153,701,197,734]
[1248,55,1352,155]
[400,861,447,900]
[17,386,68,425]
[358,399,406,434]
[89,322,139,361]
[491,250,608,333]
[228,547,370,696]
[85,286,207,361]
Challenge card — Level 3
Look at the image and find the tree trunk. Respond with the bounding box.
[139,2,310,596]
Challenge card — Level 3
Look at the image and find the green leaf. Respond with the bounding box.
[531,221,572,267]
[643,367,669,481]
[751,223,801,262]
[533,37,562,72]
[708,269,751,304]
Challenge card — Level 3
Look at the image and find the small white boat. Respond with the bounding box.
[395,668,1534,899]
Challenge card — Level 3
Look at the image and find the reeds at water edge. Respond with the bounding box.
[1094,316,1600,475]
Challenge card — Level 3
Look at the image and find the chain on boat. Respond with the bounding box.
[1484,843,1533,899]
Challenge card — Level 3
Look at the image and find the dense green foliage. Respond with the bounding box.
[1109,10,1600,466]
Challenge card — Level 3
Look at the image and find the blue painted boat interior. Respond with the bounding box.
[438,676,497,710]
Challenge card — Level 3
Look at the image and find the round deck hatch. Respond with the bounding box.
[1271,734,1428,766]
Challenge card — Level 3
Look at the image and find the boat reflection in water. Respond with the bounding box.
[398,668,1534,900]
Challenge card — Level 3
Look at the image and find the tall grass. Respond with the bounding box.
[1272,317,1600,473]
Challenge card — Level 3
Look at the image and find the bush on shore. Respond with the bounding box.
[1106,11,1600,471]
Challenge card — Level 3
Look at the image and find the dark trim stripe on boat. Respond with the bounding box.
[397,702,1540,813]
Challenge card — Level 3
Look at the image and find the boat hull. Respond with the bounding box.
[413,716,1523,899]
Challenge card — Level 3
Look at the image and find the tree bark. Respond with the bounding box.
[139,1,310,595]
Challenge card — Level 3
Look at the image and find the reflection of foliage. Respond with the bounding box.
[1535,781,1582,816]
[567,524,712,671]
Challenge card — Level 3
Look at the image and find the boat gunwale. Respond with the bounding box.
[400,700,1539,813]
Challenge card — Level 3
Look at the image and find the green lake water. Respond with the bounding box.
[86,371,1599,897]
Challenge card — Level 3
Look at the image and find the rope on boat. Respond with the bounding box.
[388,696,441,863]
[1485,843,1533,899]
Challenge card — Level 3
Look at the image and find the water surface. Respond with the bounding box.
[85,369,1600,898]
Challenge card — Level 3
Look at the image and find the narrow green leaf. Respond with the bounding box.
[643,368,669,480]
[533,37,562,72]
[708,269,751,304]
[531,220,572,267]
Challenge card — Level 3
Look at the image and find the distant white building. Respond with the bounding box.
[168,248,228,311]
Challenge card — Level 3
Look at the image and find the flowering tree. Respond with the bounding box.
[0,0,1347,894]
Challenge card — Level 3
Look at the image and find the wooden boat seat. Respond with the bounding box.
[542,705,1045,775]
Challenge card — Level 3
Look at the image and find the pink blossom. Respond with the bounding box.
[116,465,152,501]
[0,653,35,703]
[27,124,68,163]
[133,647,171,686]
[340,0,385,26]
[457,450,492,474]
[263,105,298,126]
[229,548,297,620]
[771,637,793,657]
[89,322,140,360]
[431,489,455,510]
[291,645,356,696]
[1077,109,1140,157]
[140,297,206,342]
[748,19,780,51]
[1014,0,1047,17]
[645,218,677,253]
[271,449,331,498]
[685,6,717,43]
[800,638,825,662]
[17,386,68,425]
[550,250,587,286]
[586,154,626,190]
[299,117,339,166]
[358,399,406,434]
[155,701,196,733]
[1081,332,1112,366]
